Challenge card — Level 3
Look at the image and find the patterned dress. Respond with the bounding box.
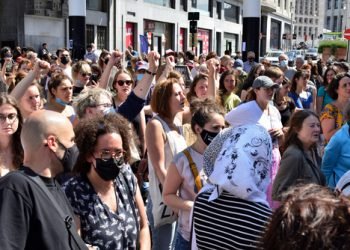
[320,103,344,142]
[63,165,139,250]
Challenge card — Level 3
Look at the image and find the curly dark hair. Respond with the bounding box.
[0,95,23,169]
[327,72,350,100]
[282,110,319,153]
[73,113,132,175]
[261,183,350,250]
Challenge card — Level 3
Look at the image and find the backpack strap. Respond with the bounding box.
[182,149,202,192]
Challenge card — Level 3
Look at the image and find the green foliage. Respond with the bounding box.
[318,40,348,54]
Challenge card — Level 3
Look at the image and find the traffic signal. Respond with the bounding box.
[293,33,297,39]
[282,33,287,39]
[190,20,198,33]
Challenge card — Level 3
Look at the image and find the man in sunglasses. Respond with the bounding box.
[243,51,258,74]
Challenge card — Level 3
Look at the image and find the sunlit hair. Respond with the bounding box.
[0,94,23,169]
[190,97,225,133]
[261,183,350,250]
[48,73,72,98]
[73,113,132,175]
[151,78,182,119]
[186,73,208,102]
[112,69,134,91]
[72,61,91,81]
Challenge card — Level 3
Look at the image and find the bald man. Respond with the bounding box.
[0,110,87,250]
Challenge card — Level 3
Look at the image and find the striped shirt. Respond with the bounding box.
[192,191,272,250]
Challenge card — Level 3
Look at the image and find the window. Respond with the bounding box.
[334,0,339,9]
[341,0,345,9]
[284,0,287,9]
[298,26,302,36]
[309,27,312,36]
[86,0,108,12]
[224,2,239,23]
[97,26,107,49]
[333,16,338,31]
[326,16,331,29]
[327,0,331,9]
[144,0,174,8]
[86,25,94,45]
[216,1,222,19]
[192,0,210,12]
[180,0,187,11]
[340,15,343,29]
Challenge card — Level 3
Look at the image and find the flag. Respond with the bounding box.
[140,35,149,54]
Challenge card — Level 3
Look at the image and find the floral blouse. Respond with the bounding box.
[320,103,344,132]
[63,165,139,250]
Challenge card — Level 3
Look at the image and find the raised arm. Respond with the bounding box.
[206,58,219,98]
[10,60,49,100]
[99,51,123,89]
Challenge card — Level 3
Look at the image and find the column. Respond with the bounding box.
[242,0,261,61]
[68,0,86,60]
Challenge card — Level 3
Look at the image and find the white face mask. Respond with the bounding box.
[280,60,288,68]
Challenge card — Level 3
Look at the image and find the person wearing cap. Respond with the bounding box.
[243,51,258,73]
[322,102,350,189]
[225,75,283,209]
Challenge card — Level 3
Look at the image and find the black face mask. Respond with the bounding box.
[94,157,124,181]
[57,142,79,173]
[60,56,69,65]
[200,129,219,146]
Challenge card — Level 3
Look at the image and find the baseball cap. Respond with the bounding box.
[136,61,149,71]
[233,59,243,69]
[164,49,175,57]
[252,76,279,89]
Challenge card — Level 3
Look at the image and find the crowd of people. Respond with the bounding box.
[0,42,350,249]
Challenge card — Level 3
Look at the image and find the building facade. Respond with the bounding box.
[293,0,325,48]
[324,0,350,32]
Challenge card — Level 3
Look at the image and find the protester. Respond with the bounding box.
[218,69,241,112]
[0,95,23,177]
[191,124,273,249]
[262,183,350,250]
[146,78,188,250]
[240,63,265,101]
[0,110,87,249]
[320,72,350,142]
[64,114,150,250]
[273,77,295,127]
[288,70,314,111]
[243,51,258,73]
[163,98,225,249]
[272,110,325,201]
[322,102,350,189]
[316,66,337,114]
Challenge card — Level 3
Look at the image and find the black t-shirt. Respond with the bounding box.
[0,167,87,250]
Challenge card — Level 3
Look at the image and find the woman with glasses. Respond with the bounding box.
[320,73,350,142]
[45,73,76,124]
[0,95,23,177]
[63,114,150,250]
[71,61,92,96]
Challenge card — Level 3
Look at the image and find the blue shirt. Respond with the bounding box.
[288,91,313,109]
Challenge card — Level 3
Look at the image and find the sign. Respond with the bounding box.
[174,65,192,87]
[344,28,350,40]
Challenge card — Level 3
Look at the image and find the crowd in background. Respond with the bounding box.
[1,42,350,249]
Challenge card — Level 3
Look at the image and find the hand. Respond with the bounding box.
[206,58,219,77]
[109,50,123,68]
[165,55,175,71]
[269,128,284,139]
[147,51,160,73]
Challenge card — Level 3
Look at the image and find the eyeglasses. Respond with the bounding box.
[94,103,113,108]
[99,149,125,161]
[81,72,92,77]
[117,80,133,86]
[0,113,18,124]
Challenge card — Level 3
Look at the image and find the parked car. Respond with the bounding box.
[286,50,305,66]
[263,50,284,66]
[304,48,318,60]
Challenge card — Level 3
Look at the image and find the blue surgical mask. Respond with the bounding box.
[136,74,144,82]
[280,60,288,68]
[55,97,69,106]
[103,107,115,115]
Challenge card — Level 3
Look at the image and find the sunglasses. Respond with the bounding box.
[117,80,133,86]
[0,113,18,124]
[81,72,92,77]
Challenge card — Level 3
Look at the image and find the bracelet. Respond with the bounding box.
[145,69,157,76]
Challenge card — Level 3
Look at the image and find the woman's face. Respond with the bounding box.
[114,73,132,101]
[297,115,321,149]
[255,66,265,77]
[77,66,92,85]
[326,70,336,84]
[296,76,308,89]
[255,87,275,104]
[336,76,350,100]
[52,79,73,103]
[201,113,225,134]
[0,104,19,136]
[20,85,41,116]
[224,74,236,93]
[169,83,186,115]
[194,79,209,99]
[91,132,124,167]
[279,83,290,97]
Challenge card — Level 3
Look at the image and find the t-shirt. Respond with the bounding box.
[0,166,87,250]
[63,166,138,250]
[192,191,271,250]
[317,86,334,109]
[288,91,313,109]
[222,93,241,113]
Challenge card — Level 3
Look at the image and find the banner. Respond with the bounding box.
[140,35,149,54]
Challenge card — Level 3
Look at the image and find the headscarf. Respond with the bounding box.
[336,170,350,197]
[202,124,273,206]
